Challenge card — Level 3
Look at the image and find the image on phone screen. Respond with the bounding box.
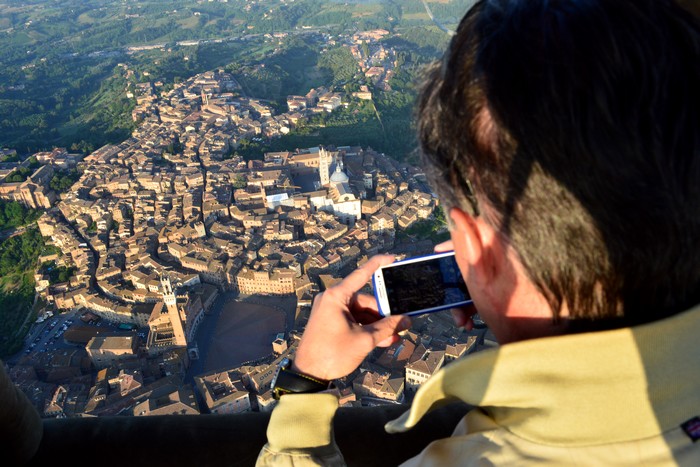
[375,252,471,316]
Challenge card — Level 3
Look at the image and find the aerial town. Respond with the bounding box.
[1,30,494,418]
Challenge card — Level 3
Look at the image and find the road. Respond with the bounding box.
[0,223,31,242]
[5,308,79,365]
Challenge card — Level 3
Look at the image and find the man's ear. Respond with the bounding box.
[449,207,502,283]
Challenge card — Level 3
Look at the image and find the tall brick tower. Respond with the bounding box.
[161,275,187,348]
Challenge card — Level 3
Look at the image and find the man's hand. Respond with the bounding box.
[292,254,412,381]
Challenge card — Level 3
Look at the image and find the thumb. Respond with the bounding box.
[368,316,412,347]
[434,239,454,252]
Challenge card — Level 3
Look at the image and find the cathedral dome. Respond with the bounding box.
[330,164,349,183]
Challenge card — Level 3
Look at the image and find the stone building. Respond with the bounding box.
[86,335,139,369]
[235,267,296,295]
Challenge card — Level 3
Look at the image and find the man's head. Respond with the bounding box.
[417,0,700,330]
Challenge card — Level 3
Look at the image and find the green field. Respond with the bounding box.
[0,0,467,155]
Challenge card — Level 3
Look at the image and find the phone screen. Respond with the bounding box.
[380,254,470,315]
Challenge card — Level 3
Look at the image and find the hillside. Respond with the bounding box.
[0,0,473,154]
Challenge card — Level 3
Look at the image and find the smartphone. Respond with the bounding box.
[372,251,472,317]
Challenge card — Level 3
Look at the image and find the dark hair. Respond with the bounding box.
[417,0,700,323]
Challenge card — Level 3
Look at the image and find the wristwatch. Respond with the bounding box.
[270,357,331,400]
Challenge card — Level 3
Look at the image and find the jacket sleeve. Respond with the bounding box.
[256,392,346,466]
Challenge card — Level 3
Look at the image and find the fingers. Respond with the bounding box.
[337,254,395,294]
[350,293,394,325]
[351,293,383,325]
[451,303,477,329]
[353,293,378,310]
[376,334,400,347]
[434,239,454,252]
[354,308,382,325]
[349,294,381,324]
[364,315,411,348]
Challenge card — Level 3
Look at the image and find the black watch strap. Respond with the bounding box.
[272,358,330,400]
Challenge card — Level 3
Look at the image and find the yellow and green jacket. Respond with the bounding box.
[257,306,700,466]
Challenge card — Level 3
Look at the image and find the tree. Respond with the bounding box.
[4,202,24,226]
[5,167,32,183]
[361,41,370,59]
[231,174,247,189]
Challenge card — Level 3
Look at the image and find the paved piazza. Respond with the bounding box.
[202,297,289,373]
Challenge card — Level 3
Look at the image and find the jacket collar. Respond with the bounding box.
[386,306,700,446]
